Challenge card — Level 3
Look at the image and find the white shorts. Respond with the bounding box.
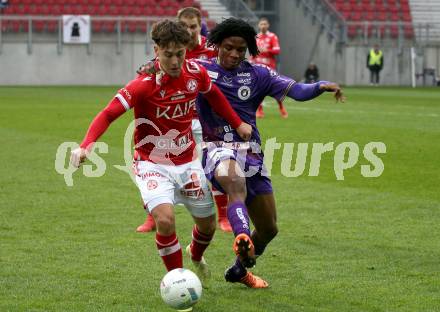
[134,159,214,218]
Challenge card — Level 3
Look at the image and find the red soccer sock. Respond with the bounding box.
[190,225,214,262]
[277,100,285,109]
[156,232,182,271]
[212,190,228,220]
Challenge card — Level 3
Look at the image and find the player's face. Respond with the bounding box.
[218,36,247,70]
[258,20,269,33]
[155,43,186,77]
[180,16,201,47]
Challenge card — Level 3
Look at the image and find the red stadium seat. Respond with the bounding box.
[401,12,412,22]
[153,7,165,16]
[377,12,387,21]
[404,25,414,39]
[342,10,352,20]
[365,11,376,21]
[49,5,62,15]
[347,25,359,37]
[11,21,21,32]
[34,21,45,32]
[389,25,399,38]
[47,20,58,32]
[137,21,148,33]
[351,11,362,21]
[389,14,399,22]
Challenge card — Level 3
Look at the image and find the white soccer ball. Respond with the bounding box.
[160,268,202,310]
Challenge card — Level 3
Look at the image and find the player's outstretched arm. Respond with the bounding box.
[70,98,126,168]
[287,81,345,103]
[202,84,252,141]
[319,82,346,103]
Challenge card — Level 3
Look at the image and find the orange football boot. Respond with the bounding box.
[233,233,256,268]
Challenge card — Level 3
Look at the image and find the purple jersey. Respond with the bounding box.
[196,58,295,145]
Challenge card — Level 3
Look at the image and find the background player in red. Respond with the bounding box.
[250,17,288,119]
[70,20,252,281]
[136,7,233,234]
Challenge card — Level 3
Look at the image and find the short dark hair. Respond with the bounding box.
[177,7,202,26]
[259,17,269,23]
[151,19,191,48]
[208,18,259,57]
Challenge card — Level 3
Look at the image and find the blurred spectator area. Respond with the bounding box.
[0,0,209,33]
[327,0,414,39]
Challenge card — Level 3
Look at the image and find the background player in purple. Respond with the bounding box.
[196,18,345,288]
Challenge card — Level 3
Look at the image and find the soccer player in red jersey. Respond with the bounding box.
[250,17,288,119]
[136,7,233,234]
[70,20,252,281]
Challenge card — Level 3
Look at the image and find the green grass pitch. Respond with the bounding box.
[1,86,439,311]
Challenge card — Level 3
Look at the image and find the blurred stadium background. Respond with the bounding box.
[0,0,439,86]
[1,1,440,311]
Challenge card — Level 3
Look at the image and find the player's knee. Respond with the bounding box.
[154,214,175,235]
[224,175,246,196]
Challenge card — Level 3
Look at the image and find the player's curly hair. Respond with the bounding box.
[151,19,191,48]
[208,18,259,57]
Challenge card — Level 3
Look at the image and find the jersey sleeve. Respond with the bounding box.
[256,64,295,103]
[197,63,213,94]
[115,76,150,110]
[270,34,281,55]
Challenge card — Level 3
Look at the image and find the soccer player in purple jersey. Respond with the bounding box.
[196,18,345,288]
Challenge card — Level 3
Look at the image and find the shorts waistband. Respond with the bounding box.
[201,141,253,150]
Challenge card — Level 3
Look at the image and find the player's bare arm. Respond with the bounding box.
[319,82,346,103]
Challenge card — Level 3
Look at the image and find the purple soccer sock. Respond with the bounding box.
[227,201,251,237]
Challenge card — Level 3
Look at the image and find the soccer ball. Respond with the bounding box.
[160,268,202,310]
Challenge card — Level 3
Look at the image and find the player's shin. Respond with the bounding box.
[156,232,183,271]
[189,225,214,261]
[227,201,251,237]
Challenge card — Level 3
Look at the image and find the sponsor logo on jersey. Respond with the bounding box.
[223,75,233,83]
[142,76,152,81]
[171,94,186,101]
[155,132,192,149]
[160,90,166,98]
[207,70,219,80]
[238,86,251,100]
[121,88,132,100]
[186,61,201,73]
[269,69,278,77]
[180,187,205,200]
[156,98,196,119]
[237,72,251,77]
[140,171,164,180]
[147,180,158,190]
[237,78,252,85]
[186,79,198,92]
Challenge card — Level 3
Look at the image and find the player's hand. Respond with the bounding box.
[319,83,346,103]
[136,61,157,75]
[70,147,88,168]
[236,122,253,141]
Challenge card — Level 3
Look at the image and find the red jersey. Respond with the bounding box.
[185,35,217,61]
[250,31,280,69]
[116,60,212,165]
